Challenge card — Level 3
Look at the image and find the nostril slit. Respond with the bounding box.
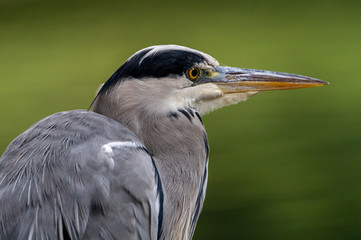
[227,72,245,75]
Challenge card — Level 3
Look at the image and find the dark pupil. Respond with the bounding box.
[191,69,198,77]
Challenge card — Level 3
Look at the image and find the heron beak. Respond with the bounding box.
[198,66,329,93]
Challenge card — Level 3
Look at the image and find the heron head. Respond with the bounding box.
[92,45,328,116]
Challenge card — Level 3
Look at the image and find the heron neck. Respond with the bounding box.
[126,108,209,240]
[92,85,209,239]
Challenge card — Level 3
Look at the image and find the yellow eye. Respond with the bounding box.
[187,67,200,80]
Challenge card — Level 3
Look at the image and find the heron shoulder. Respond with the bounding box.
[0,110,163,239]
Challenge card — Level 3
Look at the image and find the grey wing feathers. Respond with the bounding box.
[0,110,162,240]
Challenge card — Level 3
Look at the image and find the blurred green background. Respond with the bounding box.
[1,0,360,239]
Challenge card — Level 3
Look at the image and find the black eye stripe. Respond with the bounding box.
[96,48,210,98]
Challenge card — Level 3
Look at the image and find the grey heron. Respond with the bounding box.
[0,45,328,240]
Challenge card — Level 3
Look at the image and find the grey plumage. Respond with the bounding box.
[0,45,327,240]
[0,111,162,239]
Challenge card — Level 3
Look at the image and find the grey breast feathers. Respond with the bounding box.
[0,110,163,240]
